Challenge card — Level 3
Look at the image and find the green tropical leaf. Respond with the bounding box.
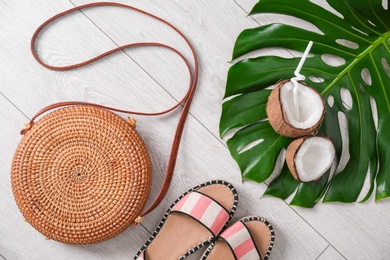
[220,0,390,206]
[227,121,291,183]
[263,163,299,199]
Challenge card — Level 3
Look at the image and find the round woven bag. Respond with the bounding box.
[11,105,152,244]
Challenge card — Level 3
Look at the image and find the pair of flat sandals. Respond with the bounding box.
[134,180,275,260]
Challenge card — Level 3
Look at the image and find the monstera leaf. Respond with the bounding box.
[221,0,390,207]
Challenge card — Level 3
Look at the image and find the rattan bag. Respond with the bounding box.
[11,3,198,245]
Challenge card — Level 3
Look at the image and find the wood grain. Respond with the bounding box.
[317,246,346,260]
[1,0,388,259]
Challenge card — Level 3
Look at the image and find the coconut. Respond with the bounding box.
[286,136,335,183]
[267,80,325,138]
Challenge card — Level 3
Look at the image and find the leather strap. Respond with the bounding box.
[27,2,198,221]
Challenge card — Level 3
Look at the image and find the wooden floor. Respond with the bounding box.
[1,0,389,259]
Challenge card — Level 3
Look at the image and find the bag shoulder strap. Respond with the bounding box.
[25,2,198,223]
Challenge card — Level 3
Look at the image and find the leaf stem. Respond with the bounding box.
[344,1,382,36]
[321,31,390,96]
[369,0,390,31]
[370,53,390,111]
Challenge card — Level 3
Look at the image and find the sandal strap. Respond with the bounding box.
[220,221,261,260]
[135,251,144,260]
[171,191,229,236]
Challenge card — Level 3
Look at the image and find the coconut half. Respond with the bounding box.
[286,136,336,183]
[267,80,325,138]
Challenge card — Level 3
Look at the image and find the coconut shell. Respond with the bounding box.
[266,80,325,138]
[286,136,333,183]
[286,137,307,182]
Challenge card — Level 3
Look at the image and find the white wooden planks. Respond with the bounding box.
[0,0,388,259]
[317,246,346,260]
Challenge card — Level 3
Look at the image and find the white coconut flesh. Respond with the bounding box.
[295,137,335,182]
[280,81,324,129]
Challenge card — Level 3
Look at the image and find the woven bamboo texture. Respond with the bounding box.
[11,105,152,244]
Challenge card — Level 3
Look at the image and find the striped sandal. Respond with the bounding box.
[201,216,275,260]
[133,180,238,260]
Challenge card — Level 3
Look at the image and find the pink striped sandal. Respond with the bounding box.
[133,180,238,260]
[201,216,275,260]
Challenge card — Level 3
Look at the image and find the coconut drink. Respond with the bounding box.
[266,80,325,138]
